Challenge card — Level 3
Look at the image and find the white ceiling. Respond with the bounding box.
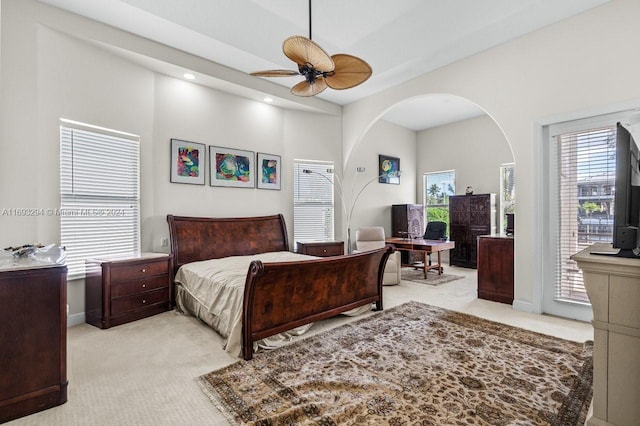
[37,0,608,131]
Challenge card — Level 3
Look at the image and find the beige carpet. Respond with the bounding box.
[8,266,594,426]
[199,301,593,425]
[401,267,464,285]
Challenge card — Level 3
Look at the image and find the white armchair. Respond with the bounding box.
[353,227,401,285]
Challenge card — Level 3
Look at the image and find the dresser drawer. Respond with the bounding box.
[111,287,169,315]
[111,275,169,298]
[110,259,168,282]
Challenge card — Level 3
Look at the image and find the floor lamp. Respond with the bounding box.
[303,168,401,253]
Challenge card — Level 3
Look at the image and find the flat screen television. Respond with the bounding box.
[611,121,640,258]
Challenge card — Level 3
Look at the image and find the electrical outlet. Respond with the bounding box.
[160,237,169,247]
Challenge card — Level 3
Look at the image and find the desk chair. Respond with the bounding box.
[423,221,447,273]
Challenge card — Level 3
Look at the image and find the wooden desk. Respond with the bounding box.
[385,237,455,277]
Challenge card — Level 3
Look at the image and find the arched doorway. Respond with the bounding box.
[342,93,514,231]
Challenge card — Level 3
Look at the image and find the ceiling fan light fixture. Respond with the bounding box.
[249,1,371,97]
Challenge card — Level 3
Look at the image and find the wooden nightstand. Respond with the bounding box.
[296,241,344,257]
[85,253,172,329]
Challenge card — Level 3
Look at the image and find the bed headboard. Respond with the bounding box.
[166,214,290,274]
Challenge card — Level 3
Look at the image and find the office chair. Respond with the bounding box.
[423,221,447,272]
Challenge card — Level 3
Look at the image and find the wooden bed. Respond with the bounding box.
[167,214,393,360]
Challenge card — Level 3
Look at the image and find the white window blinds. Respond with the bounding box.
[60,125,140,279]
[293,160,335,242]
[555,125,616,303]
[500,163,515,232]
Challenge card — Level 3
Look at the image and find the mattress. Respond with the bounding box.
[174,251,370,357]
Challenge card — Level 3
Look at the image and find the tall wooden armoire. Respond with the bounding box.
[449,194,496,268]
[391,204,424,265]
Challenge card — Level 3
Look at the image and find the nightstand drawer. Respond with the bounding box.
[111,287,169,315]
[297,241,344,257]
[111,275,169,298]
[110,260,168,282]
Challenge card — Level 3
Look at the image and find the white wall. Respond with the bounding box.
[149,75,343,252]
[417,114,513,200]
[342,0,640,314]
[0,0,344,319]
[345,119,417,250]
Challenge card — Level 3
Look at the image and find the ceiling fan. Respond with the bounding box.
[250,0,372,97]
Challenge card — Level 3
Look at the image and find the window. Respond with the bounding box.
[293,160,335,242]
[554,125,616,303]
[500,163,515,233]
[424,170,455,236]
[60,122,140,279]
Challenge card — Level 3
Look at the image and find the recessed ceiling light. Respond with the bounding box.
[264,97,274,103]
[183,73,195,80]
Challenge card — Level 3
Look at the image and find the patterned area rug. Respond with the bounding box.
[401,267,464,285]
[198,301,593,425]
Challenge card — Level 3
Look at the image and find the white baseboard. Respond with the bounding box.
[512,299,539,314]
[67,312,85,328]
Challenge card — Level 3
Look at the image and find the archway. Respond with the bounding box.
[341,93,514,230]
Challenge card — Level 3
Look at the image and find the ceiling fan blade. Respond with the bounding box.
[283,36,334,72]
[325,54,372,90]
[250,70,300,77]
[291,78,328,97]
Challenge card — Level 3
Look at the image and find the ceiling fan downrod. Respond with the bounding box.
[308,0,312,40]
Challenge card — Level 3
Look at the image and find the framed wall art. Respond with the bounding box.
[209,146,255,188]
[379,154,400,184]
[257,152,281,190]
[170,138,205,185]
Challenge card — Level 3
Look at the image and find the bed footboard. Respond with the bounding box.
[241,246,393,360]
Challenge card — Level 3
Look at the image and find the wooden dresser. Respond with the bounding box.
[296,241,344,257]
[477,234,514,304]
[85,253,172,329]
[0,262,68,423]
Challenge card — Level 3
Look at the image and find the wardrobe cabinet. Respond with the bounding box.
[449,194,496,268]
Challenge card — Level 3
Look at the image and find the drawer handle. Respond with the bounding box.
[141,268,146,273]
[141,283,146,288]
[142,299,146,304]
[322,249,327,253]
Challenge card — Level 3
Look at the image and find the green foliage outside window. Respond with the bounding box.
[424,171,455,239]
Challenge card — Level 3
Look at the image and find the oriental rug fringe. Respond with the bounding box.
[198,301,593,425]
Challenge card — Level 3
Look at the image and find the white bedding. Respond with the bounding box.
[174,251,371,357]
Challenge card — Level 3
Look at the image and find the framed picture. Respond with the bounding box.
[257,152,281,190]
[379,154,400,184]
[170,139,206,185]
[209,146,255,188]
